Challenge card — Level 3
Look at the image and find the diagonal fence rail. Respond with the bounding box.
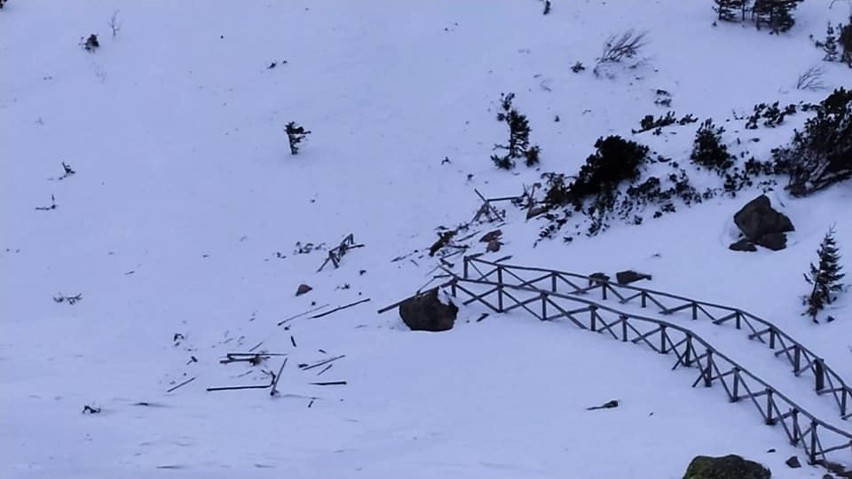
[462,255,852,422]
[435,275,852,465]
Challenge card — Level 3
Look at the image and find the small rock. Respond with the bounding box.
[296,284,312,296]
[785,456,801,469]
[729,238,757,252]
[615,270,652,285]
[486,239,502,252]
[526,205,548,219]
[479,229,502,243]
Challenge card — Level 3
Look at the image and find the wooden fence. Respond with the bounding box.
[462,255,852,423]
[438,274,852,465]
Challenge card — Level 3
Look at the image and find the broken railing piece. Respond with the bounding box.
[318,234,364,271]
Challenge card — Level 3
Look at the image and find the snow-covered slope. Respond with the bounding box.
[1,1,850,478]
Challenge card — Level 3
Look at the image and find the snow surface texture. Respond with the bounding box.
[1,1,851,478]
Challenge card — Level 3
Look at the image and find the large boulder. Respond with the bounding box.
[399,289,458,332]
[683,455,771,479]
[733,195,794,250]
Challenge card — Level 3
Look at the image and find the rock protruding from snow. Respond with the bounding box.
[399,289,458,332]
[682,455,771,479]
[295,284,313,296]
[729,238,758,252]
[615,270,652,285]
[733,195,794,251]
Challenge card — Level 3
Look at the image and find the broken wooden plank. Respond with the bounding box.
[310,298,370,319]
[270,358,288,397]
[166,376,197,393]
[278,303,330,326]
[300,354,345,371]
[206,384,271,392]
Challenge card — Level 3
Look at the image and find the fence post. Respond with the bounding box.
[765,389,774,424]
[808,421,817,465]
[551,273,557,293]
[814,358,825,392]
[692,303,698,320]
[769,328,776,349]
[621,315,628,342]
[497,266,504,312]
[463,256,469,279]
[660,325,667,354]
[735,311,741,330]
[590,306,597,332]
[684,335,693,367]
[703,349,714,387]
[641,291,647,308]
[793,346,801,374]
[540,292,547,321]
[731,368,740,402]
[791,409,800,444]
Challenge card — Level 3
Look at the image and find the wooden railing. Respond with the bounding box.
[436,274,852,465]
[462,255,852,422]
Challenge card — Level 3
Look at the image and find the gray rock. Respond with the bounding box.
[683,455,771,479]
[616,270,652,285]
[756,232,787,251]
[729,239,757,252]
[295,284,312,296]
[734,195,794,242]
[785,456,801,469]
[479,229,502,243]
[399,289,458,332]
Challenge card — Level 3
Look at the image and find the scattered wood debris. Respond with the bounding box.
[53,293,82,305]
[299,355,345,371]
[318,234,363,271]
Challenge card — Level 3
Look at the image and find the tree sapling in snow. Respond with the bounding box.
[491,93,541,169]
[285,122,311,155]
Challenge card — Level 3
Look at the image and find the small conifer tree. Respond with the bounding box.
[491,93,541,169]
[690,119,733,173]
[823,23,839,62]
[285,122,311,155]
[803,226,845,322]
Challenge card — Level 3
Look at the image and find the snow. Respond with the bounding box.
[1,0,850,477]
